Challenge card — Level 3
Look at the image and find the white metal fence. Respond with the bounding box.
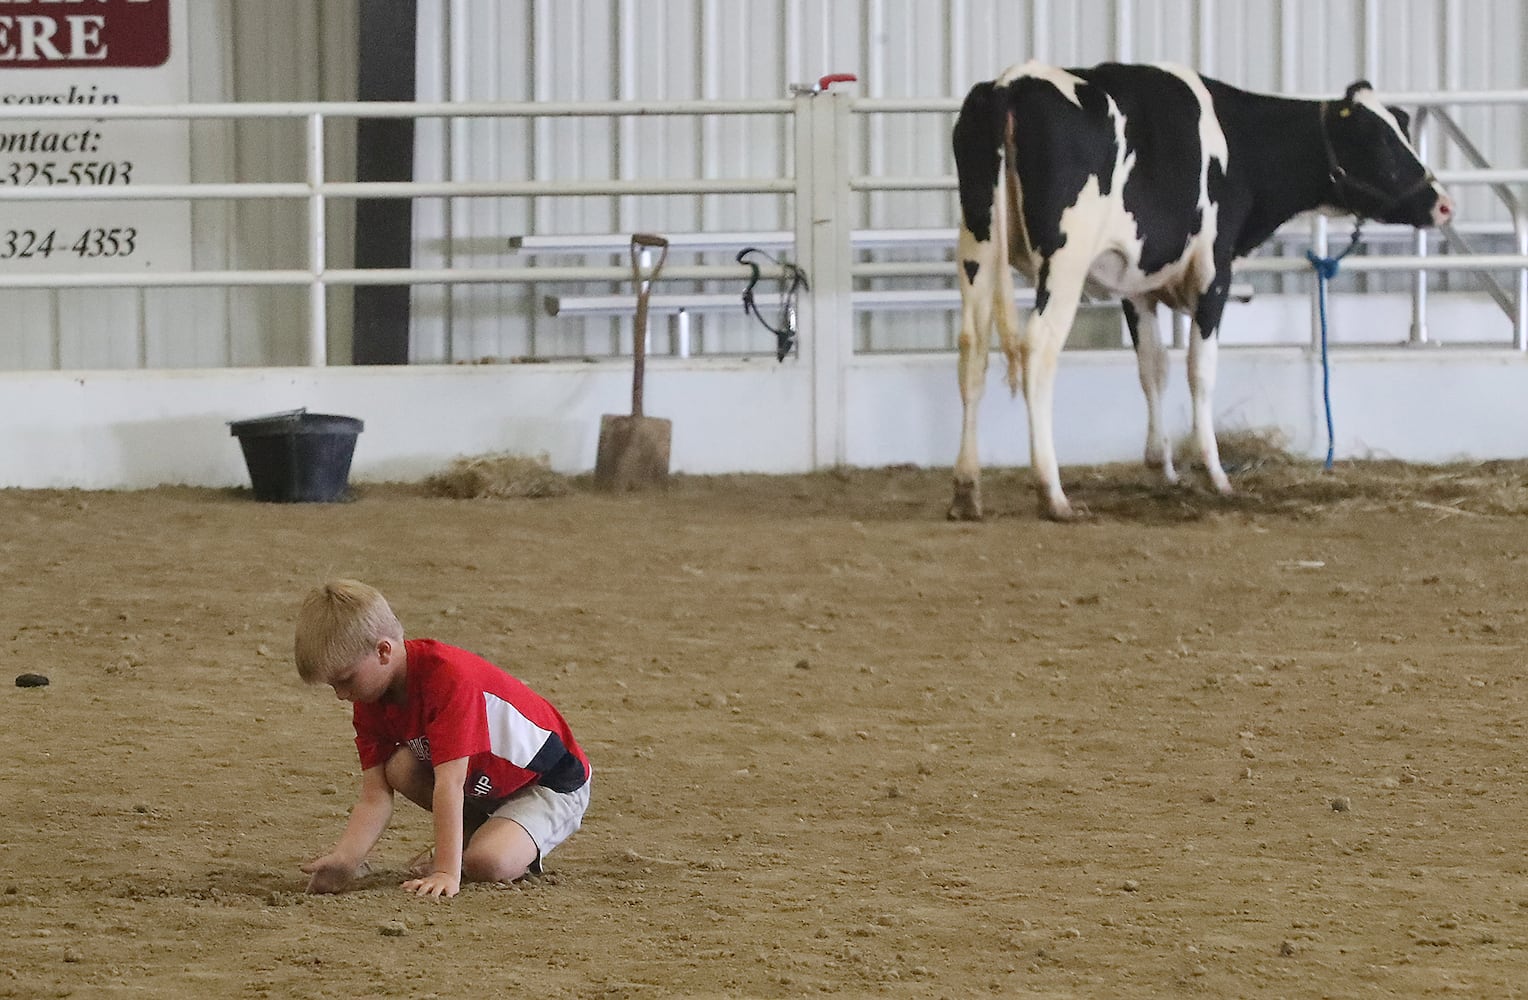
[2,84,1526,370]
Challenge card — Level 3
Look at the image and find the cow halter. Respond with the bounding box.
[1317,99,1439,226]
[737,247,810,362]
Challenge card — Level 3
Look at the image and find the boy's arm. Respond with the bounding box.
[401,755,468,898]
[301,764,393,893]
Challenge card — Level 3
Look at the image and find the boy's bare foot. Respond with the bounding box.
[405,846,435,879]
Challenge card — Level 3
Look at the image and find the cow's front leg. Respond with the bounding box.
[950,234,996,521]
[1186,310,1232,496]
[1124,296,1178,485]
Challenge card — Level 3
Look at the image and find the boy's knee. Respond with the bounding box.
[462,817,539,883]
[462,844,529,883]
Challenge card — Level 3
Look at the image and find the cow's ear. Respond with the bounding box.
[1344,80,1373,102]
[1388,105,1412,137]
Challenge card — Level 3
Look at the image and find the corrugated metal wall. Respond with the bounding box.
[5,0,1524,369]
[413,0,1528,363]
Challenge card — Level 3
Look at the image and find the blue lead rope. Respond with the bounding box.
[1304,224,1363,471]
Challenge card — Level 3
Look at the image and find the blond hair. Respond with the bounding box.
[294,579,404,683]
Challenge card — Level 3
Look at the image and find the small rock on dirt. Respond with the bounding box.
[379,920,407,937]
[1331,796,1352,812]
[15,673,49,688]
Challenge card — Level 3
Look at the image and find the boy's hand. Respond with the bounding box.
[301,853,361,894]
[401,870,460,898]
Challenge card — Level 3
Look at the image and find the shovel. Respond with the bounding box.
[594,233,672,491]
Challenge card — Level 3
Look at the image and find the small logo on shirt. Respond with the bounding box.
[470,773,493,797]
[406,736,430,761]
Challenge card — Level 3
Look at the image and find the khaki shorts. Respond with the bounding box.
[475,778,590,873]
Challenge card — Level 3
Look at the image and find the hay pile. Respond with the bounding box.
[1155,427,1528,519]
[425,453,571,500]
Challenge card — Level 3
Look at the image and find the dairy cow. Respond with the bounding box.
[950,62,1452,520]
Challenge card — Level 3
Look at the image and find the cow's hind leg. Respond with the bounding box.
[1124,296,1178,485]
[1022,251,1092,520]
[950,228,997,521]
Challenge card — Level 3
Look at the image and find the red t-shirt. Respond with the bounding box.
[352,639,589,805]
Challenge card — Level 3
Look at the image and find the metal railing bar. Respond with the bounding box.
[0,263,782,292]
[322,178,796,199]
[0,178,795,203]
[508,227,956,254]
[1436,221,1517,318]
[1236,254,1528,274]
[851,254,1528,281]
[503,220,1528,257]
[13,170,1514,205]
[0,271,315,290]
[1428,110,1525,216]
[543,284,1256,318]
[0,183,310,202]
[850,168,1528,194]
[326,264,775,286]
[851,90,1528,116]
[0,98,796,123]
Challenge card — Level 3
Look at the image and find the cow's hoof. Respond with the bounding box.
[948,482,983,521]
[1145,455,1180,486]
[1038,492,1076,522]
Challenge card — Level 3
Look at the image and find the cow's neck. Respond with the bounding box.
[1210,84,1337,257]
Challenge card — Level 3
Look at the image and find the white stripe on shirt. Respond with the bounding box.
[482,690,553,768]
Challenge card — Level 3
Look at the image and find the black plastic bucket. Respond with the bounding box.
[228,408,364,503]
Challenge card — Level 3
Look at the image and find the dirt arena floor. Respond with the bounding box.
[4,451,1527,998]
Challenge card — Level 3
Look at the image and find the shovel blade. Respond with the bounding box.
[594,414,672,492]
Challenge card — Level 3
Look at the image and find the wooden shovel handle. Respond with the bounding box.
[629,234,669,417]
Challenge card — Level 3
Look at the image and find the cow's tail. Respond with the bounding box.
[991,125,1023,396]
[953,81,1023,396]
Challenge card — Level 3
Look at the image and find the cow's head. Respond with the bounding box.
[1322,81,1453,228]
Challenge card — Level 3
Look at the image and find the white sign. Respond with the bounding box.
[0,0,190,272]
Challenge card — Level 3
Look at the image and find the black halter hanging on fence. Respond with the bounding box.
[737,247,809,362]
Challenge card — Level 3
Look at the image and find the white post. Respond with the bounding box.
[793,88,855,469]
[1030,1,1050,62]
[1515,209,1528,351]
[1410,122,1431,345]
[637,246,653,355]
[676,308,691,358]
[1196,0,1215,78]
[1310,213,1328,352]
[306,112,327,367]
[1113,0,1133,63]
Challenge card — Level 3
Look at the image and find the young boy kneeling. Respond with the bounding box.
[295,579,591,898]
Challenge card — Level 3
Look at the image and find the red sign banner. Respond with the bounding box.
[0,0,171,69]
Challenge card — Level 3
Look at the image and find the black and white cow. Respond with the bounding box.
[950,61,1452,520]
